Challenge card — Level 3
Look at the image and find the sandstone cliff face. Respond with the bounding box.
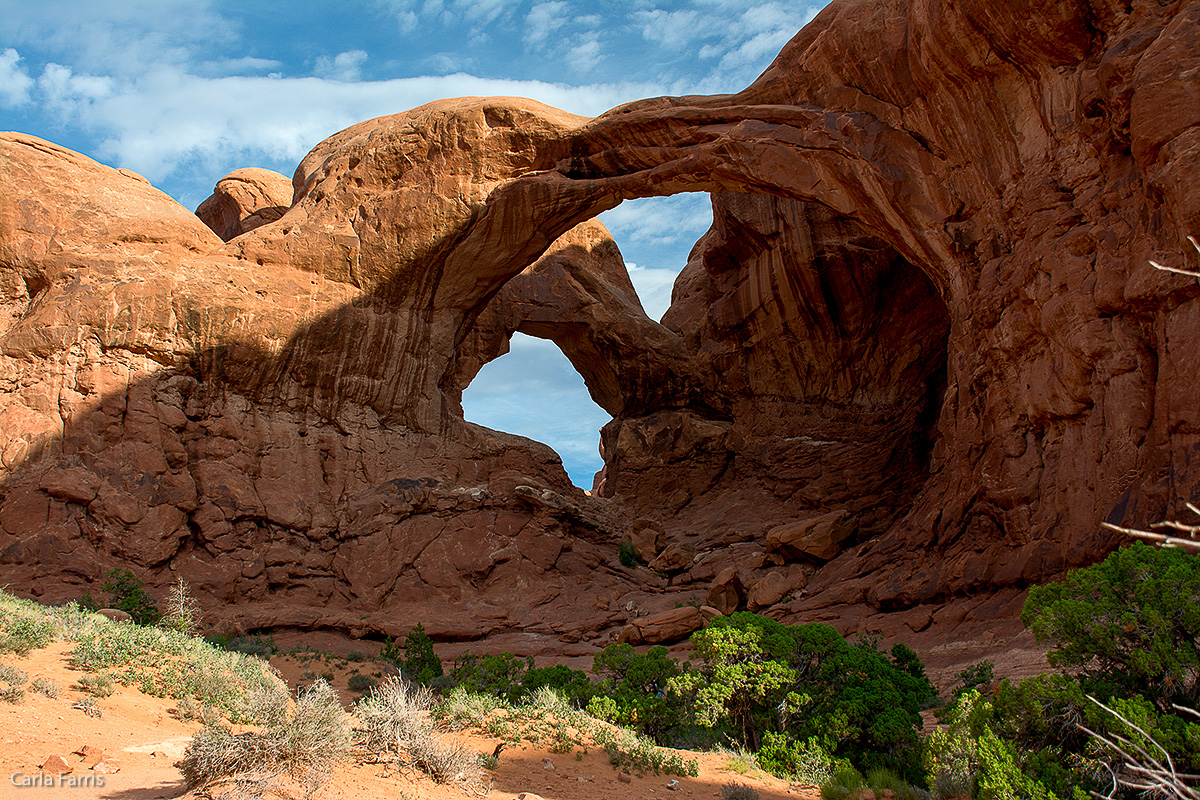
[1,0,1197,649]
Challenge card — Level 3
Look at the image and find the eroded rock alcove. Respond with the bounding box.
[1,0,1197,654]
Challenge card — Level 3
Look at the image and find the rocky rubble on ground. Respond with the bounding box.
[0,0,1196,653]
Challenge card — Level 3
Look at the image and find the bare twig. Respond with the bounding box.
[1082,696,1200,800]
[1102,497,1200,550]
[1150,235,1200,278]
[1100,522,1200,550]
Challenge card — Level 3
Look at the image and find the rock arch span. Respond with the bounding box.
[1,0,1197,650]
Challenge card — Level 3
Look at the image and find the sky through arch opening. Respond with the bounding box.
[460,193,714,489]
[461,332,611,489]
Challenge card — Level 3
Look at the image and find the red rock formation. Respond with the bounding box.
[0,123,647,648]
[1,0,1197,654]
[195,167,293,241]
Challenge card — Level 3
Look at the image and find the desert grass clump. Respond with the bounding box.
[719,744,760,775]
[76,672,115,698]
[179,680,351,797]
[0,593,64,655]
[864,767,931,800]
[355,676,436,756]
[73,695,102,717]
[30,676,60,698]
[0,662,27,703]
[354,676,487,793]
[721,782,761,800]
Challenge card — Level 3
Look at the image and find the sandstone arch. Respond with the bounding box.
[2,0,1197,652]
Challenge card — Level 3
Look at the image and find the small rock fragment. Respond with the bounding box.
[541,758,555,771]
[91,758,121,774]
[41,754,72,773]
[617,770,632,783]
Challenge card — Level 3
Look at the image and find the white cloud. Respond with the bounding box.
[525,2,568,47]
[36,62,113,116]
[314,50,369,81]
[0,48,34,106]
[598,194,712,251]
[634,9,715,51]
[568,35,603,74]
[2,0,232,78]
[197,56,284,77]
[16,55,664,186]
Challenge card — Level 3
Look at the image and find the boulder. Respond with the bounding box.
[618,606,708,645]
[40,754,72,773]
[91,758,121,774]
[706,568,745,615]
[766,511,858,561]
[195,167,293,241]
[648,542,696,574]
[746,571,798,611]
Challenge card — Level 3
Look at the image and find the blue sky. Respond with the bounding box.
[0,0,828,486]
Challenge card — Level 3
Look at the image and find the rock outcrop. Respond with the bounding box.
[1,0,1197,652]
[195,167,293,241]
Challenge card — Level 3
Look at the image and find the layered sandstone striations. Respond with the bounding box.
[1,0,1198,649]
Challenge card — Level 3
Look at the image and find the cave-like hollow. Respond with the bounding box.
[588,192,953,550]
[451,189,952,553]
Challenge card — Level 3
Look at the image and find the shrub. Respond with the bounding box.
[451,651,530,702]
[72,616,288,722]
[356,677,436,756]
[179,680,350,793]
[355,676,486,792]
[522,663,594,707]
[721,782,760,800]
[0,662,27,686]
[381,624,444,685]
[30,677,60,698]
[669,614,934,782]
[73,696,101,717]
[99,568,161,625]
[76,672,115,698]
[865,767,931,800]
[925,690,1055,800]
[348,673,376,693]
[619,540,641,568]
[590,642,680,740]
[0,615,56,656]
[954,661,996,698]
[161,577,200,636]
[821,763,865,800]
[0,661,27,703]
[209,633,277,659]
[757,734,832,786]
[436,686,504,731]
[1021,542,1200,711]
